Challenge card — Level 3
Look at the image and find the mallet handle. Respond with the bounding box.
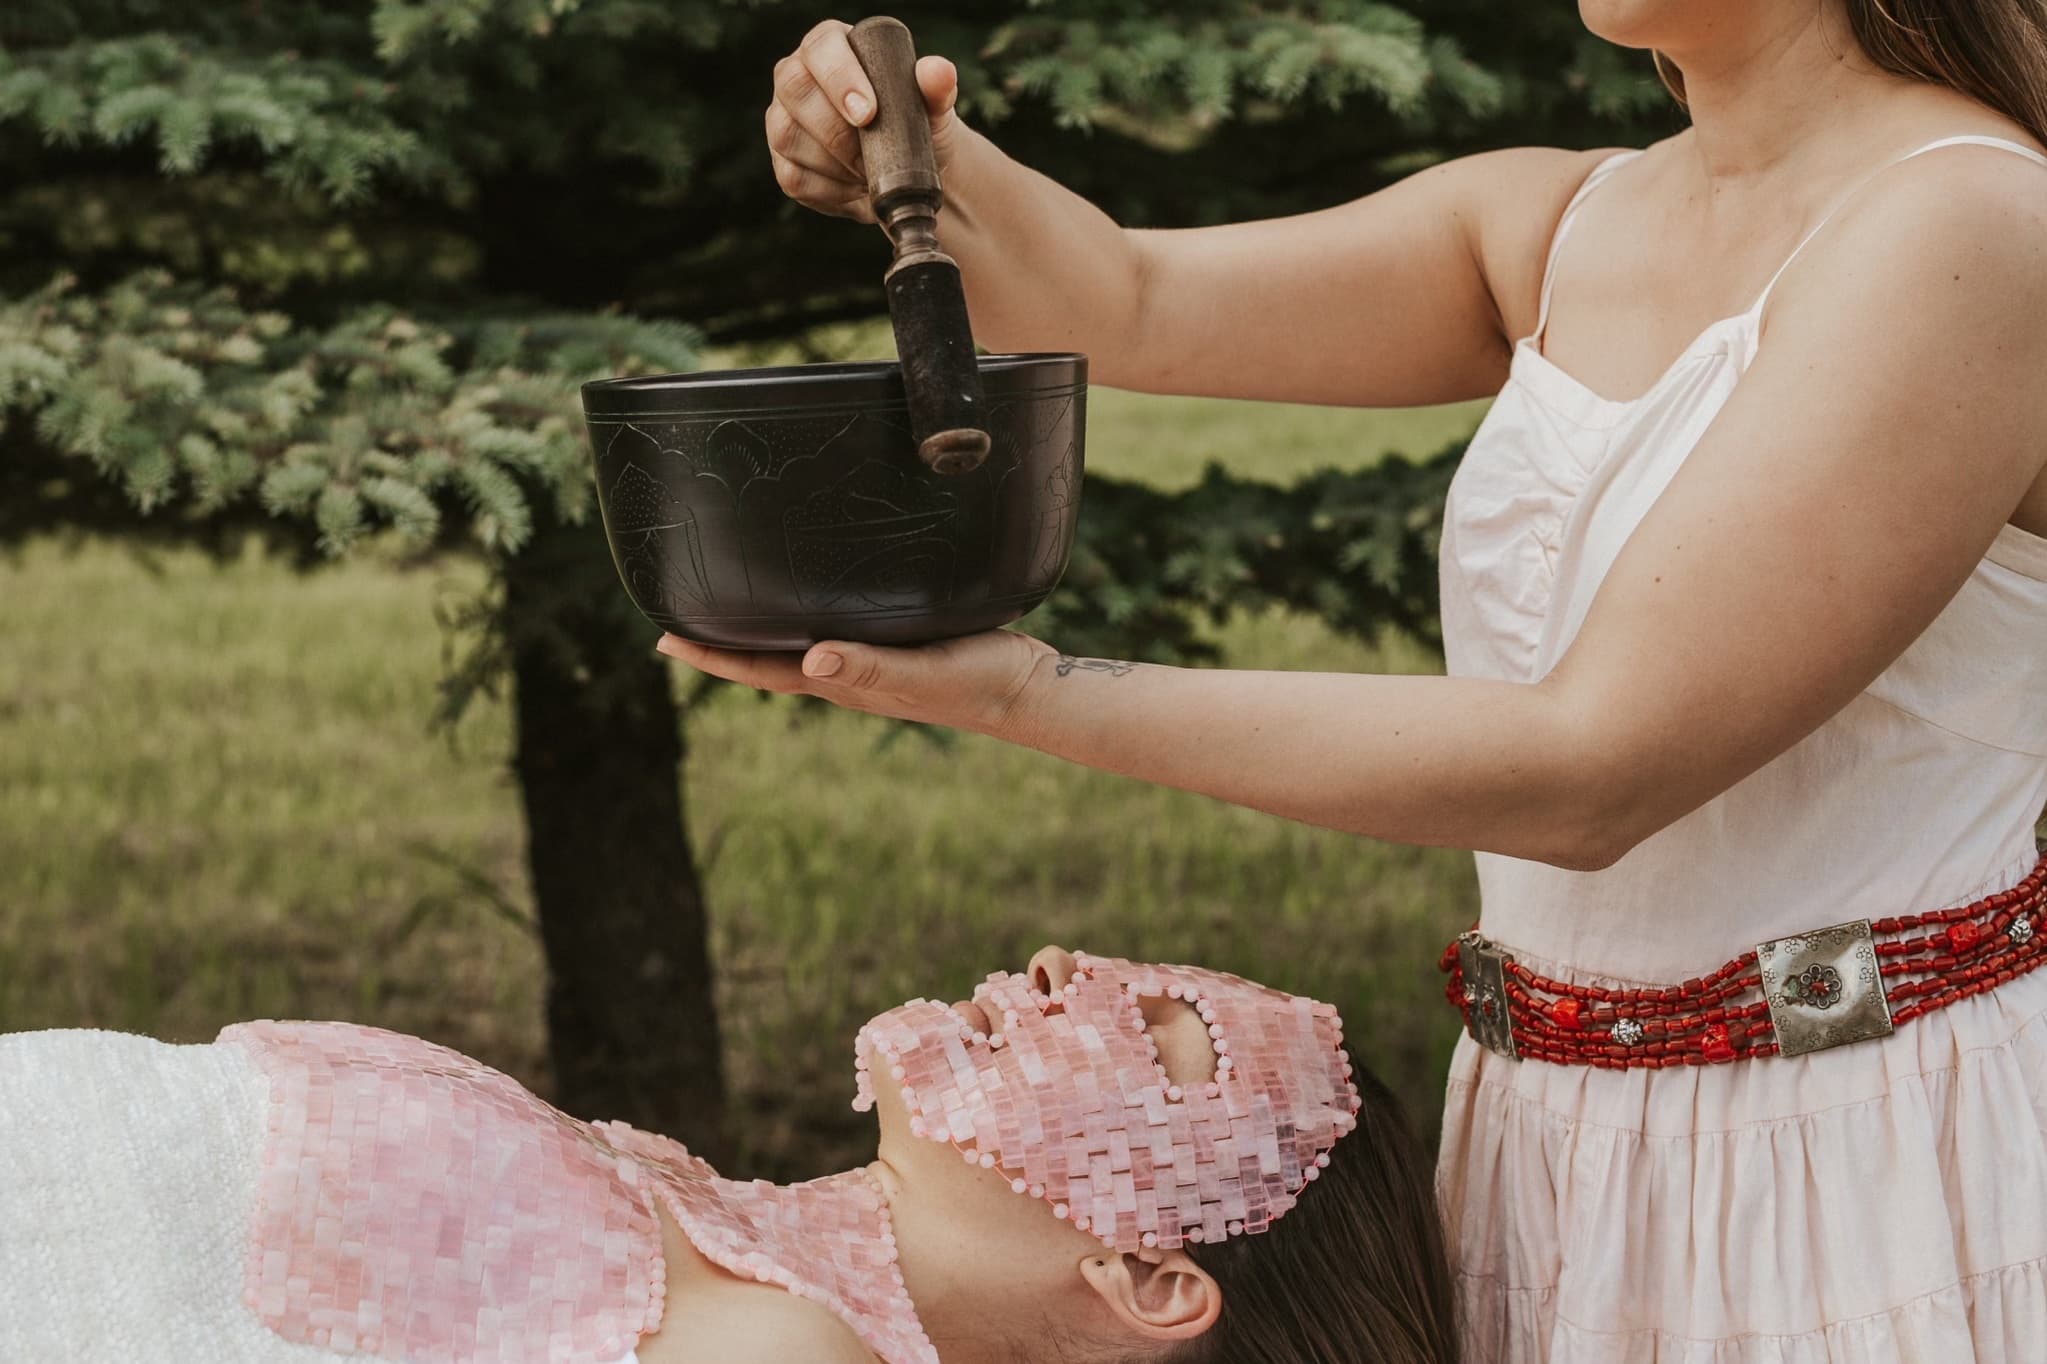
[847,17,940,216]
[849,15,992,477]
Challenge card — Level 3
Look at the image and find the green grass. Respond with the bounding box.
[0,368,1488,1180]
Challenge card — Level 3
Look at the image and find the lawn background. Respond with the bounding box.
[0,326,1491,1179]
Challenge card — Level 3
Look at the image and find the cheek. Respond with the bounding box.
[1149,1016,1219,1089]
[874,1076,1098,1290]
[870,1053,1014,1203]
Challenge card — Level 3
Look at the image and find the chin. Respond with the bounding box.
[1578,0,1692,49]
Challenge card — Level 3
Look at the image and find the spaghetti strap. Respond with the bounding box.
[1530,150,1643,344]
[1749,133,2047,321]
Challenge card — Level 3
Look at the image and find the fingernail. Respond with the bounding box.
[654,635,686,658]
[844,90,871,123]
[804,649,844,678]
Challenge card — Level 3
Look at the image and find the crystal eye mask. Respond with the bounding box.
[854,952,1361,1253]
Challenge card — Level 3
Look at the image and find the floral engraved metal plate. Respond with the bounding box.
[1756,918,1894,1057]
[1457,933,1518,1060]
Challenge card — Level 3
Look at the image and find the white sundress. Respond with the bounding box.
[1434,134,2047,1362]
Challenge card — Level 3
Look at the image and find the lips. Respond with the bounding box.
[947,998,994,1037]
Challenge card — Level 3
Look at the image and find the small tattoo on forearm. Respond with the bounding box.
[1053,654,1136,679]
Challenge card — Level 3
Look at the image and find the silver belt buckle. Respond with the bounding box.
[1755,918,1894,1057]
[1457,931,1518,1059]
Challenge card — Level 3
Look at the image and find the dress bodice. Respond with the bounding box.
[1438,136,2047,981]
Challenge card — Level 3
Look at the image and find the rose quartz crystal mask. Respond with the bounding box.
[853,951,1360,1253]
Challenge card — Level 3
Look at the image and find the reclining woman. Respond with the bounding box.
[0,946,1457,1364]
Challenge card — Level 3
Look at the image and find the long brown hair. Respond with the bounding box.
[1160,1069,1461,1364]
[1654,1,2047,144]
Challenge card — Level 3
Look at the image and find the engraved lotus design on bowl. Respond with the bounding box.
[583,355,1087,650]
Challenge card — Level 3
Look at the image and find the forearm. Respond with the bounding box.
[997,654,1617,869]
[940,125,1151,383]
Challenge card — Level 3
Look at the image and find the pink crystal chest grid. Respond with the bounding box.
[218,1021,938,1364]
[853,952,1362,1253]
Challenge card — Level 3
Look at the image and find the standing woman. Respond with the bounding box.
[683,3,2047,1359]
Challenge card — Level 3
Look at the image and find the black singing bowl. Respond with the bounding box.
[582,353,1087,651]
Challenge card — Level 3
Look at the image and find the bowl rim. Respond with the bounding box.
[581,351,1086,414]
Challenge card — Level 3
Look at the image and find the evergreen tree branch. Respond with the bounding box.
[0,269,698,545]
[0,34,462,201]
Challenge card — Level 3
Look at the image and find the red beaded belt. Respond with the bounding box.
[1438,847,2047,1067]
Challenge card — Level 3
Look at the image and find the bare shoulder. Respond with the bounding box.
[1425,144,1645,341]
[1438,144,1634,233]
[1767,134,2047,335]
[1862,132,2047,250]
[635,1276,878,1364]
[1733,127,2047,519]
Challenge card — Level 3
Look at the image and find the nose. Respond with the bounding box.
[1027,945,1079,997]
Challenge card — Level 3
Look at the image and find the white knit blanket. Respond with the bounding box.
[0,1028,642,1364]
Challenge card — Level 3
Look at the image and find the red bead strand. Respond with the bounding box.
[1440,852,2047,1070]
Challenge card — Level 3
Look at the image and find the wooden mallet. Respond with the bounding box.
[847,16,992,477]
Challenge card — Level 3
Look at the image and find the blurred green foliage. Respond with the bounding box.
[0,0,1671,1135]
[0,0,1670,585]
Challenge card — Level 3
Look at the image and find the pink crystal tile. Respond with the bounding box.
[220,1021,662,1364]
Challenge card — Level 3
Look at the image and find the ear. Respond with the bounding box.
[1077,1247,1221,1341]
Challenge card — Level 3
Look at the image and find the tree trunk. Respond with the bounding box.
[502,517,728,1161]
